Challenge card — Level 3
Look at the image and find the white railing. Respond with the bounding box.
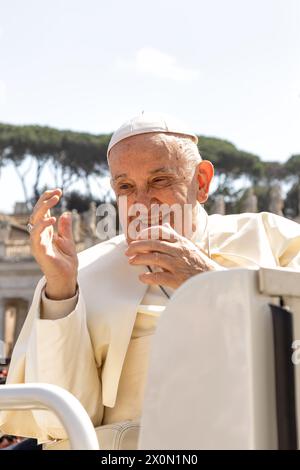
[0,383,99,450]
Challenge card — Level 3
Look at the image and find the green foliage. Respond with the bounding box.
[65,191,103,213]
[0,122,110,173]
[198,136,264,182]
[0,122,299,215]
[285,183,300,218]
[285,154,300,178]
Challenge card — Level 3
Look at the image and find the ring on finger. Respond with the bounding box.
[26,222,34,234]
[26,215,36,234]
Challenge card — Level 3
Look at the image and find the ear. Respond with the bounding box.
[196,160,214,204]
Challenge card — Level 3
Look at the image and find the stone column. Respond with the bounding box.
[269,183,284,216]
[72,209,81,243]
[4,305,16,358]
[212,195,226,215]
[0,300,8,362]
[0,299,5,344]
[0,241,5,258]
[15,299,29,346]
[241,187,258,213]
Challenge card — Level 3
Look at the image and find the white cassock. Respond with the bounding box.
[0,206,300,448]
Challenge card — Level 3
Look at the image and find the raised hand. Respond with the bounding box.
[29,188,78,300]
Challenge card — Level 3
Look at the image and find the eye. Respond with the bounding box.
[151,177,172,186]
[116,182,134,194]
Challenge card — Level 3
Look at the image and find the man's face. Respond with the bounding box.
[108,132,213,242]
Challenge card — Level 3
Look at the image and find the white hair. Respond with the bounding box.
[150,132,202,170]
[108,131,202,172]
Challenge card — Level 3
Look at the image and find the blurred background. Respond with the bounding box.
[0,0,299,364]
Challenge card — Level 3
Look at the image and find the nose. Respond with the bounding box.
[133,187,153,208]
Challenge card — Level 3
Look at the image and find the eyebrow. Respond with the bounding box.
[113,173,127,181]
[113,167,175,182]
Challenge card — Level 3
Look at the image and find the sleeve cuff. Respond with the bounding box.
[40,285,79,320]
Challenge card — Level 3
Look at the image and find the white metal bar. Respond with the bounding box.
[0,383,99,450]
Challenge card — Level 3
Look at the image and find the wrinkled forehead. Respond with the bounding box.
[108,132,179,159]
[108,133,185,179]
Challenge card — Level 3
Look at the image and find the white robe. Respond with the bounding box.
[0,208,300,443]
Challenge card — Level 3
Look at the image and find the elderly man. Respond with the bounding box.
[1,112,300,450]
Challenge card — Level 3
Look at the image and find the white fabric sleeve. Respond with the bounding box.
[0,280,104,441]
[40,286,79,320]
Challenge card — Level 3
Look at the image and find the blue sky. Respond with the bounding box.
[0,0,299,212]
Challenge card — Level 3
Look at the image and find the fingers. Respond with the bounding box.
[31,189,62,225]
[129,252,174,272]
[57,212,73,240]
[53,232,76,257]
[139,271,176,289]
[30,217,56,250]
[125,239,177,257]
[39,188,62,204]
[30,217,56,237]
[35,194,60,222]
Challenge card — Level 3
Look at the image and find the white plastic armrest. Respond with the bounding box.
[0,383,99,450]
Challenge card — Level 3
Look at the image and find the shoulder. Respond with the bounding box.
[208,211,300,237]
[207,211,260,234]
